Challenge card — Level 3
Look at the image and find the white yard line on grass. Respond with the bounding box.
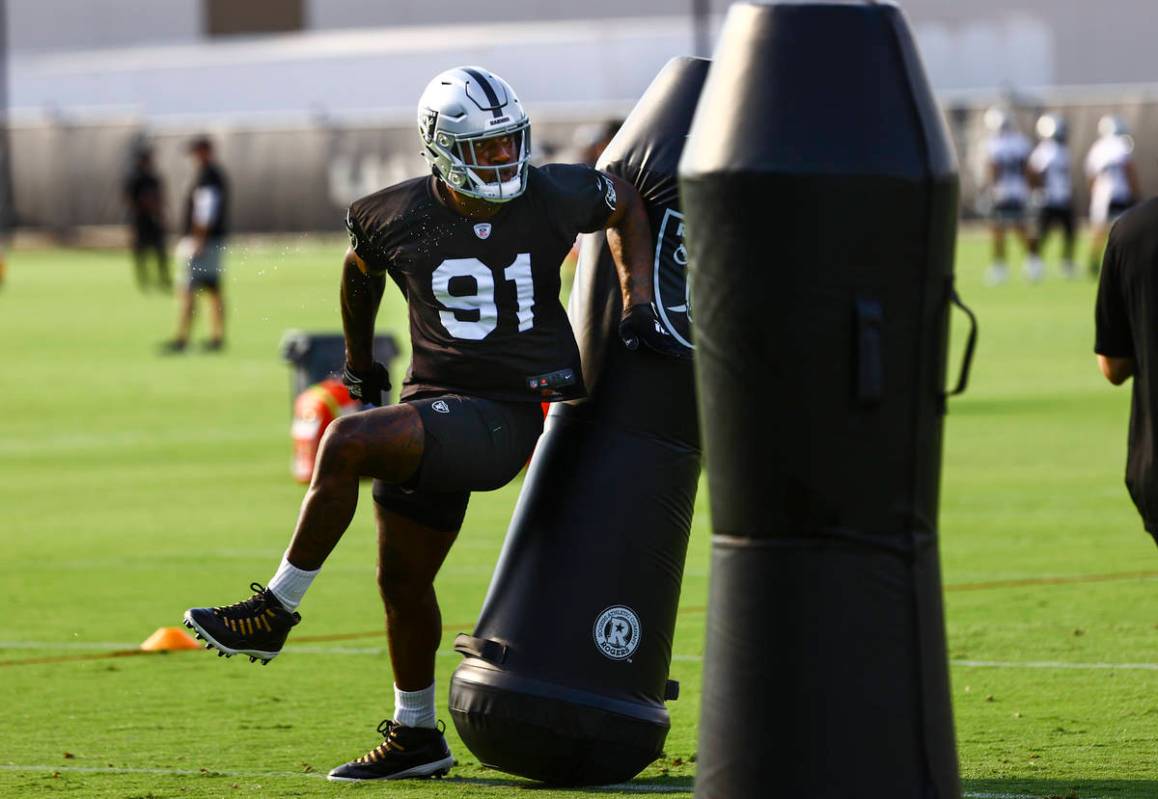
[3,640,1157,674]
[0,764,693,792]
[954,659,1158,671]
[963,794,1088,799]
[0,764,324,779]
[0,641,139,651]
[0,766,1084,798]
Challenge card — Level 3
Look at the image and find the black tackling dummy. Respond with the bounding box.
[681,3,969,798]
[447,57,709,786]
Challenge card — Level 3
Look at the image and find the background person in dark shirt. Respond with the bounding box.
[1093,197,1158,549]
[163,136,229,353]
[123,147,169,292]
[182,66,679,782]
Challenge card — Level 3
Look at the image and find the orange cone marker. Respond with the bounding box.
[140,626,200,652]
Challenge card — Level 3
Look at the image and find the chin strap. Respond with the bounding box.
[462,170,525,202]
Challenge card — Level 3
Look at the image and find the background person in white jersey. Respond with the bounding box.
[983,107,1043,285]
[1028,113,1076,278]
[1086,115,1140,277]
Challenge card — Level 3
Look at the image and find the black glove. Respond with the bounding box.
[619,302,686,358]
[342,361,391,407]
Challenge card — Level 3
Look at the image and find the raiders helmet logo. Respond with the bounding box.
[601,176,618,212]
[652,208,693,349]
[345,209,360,252]
[420,108,439,143]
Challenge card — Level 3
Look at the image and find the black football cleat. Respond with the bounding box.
[327,720,454,782]
[159,339,187,355]
[182,582,300,664]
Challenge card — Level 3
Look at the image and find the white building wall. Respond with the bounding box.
[7,0,1158,118]
[303,0,696,29]
[7,0,200,53]
[9,18,699,121]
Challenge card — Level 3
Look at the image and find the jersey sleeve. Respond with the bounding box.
[1094,235,1134,357]
[1027,144,1046,174]
[345,201,391,276]
[539,163,618,236]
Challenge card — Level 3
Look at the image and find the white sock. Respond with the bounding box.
[267,554,319,611]
[393,682,437,729]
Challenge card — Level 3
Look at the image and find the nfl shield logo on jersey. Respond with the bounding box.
[473,223,492,240]
[652,208,693,350]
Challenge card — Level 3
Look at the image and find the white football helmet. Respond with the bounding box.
[1098,114,1128,138]
[984,106,1014,134]
[1035,113,1067,142]
[417,66,531,202]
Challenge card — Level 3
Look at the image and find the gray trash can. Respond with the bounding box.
[279,330,400,410]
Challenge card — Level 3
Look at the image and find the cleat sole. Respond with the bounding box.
[182,610,282,663]
[326,756,455,783]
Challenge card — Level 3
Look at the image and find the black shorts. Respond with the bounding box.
[372,394,544,531]
[1037,205,1074,238]
[991,200,1027,225]
[1108,200,1134,222]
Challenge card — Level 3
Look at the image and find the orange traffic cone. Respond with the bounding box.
[140,626,200,652]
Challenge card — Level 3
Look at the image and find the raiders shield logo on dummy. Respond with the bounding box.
[652,209,693,350]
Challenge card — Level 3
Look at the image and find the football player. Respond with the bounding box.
[983,107,1043,285]
[1086,115,1140,277]
[163,136,229,352]
[183,66,678,782]
[1027,113,1076,278]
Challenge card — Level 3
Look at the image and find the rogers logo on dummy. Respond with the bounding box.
[593,605,641,661]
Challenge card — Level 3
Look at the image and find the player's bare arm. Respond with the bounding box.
[341,248,386,371]
[603,175,683,356]
[1098,354,1134,385]
[1126,160,1141,199]
[604,175,654,310]
[1027,163,1043,189]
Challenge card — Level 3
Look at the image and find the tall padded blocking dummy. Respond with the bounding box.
[448,57,709,786]
[680,4,962,798]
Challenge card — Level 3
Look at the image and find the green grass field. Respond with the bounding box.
[1,232,1155,799]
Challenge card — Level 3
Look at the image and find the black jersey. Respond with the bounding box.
[347,164,618,403]
[125,168,164,230]
[183,163,229,238]
[1094,197,1158,543]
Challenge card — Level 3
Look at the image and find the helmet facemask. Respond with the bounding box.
[424,120,531,203]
